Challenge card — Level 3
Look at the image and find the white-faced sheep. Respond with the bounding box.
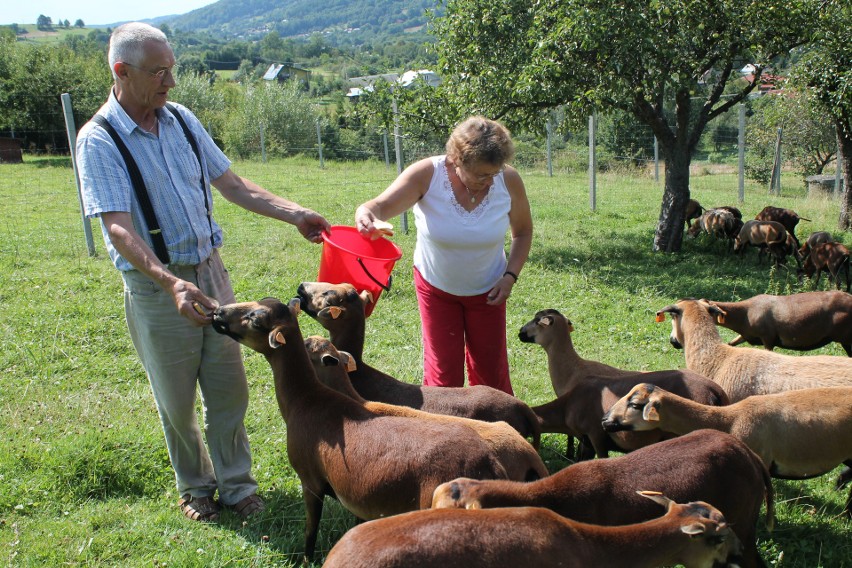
[602,382,852,516]
[431,429,770,568]
[296,281,542,447]
[212,297,515,561]
[325,492,744,568]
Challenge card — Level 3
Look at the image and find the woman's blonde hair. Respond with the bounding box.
[445,116,515,167]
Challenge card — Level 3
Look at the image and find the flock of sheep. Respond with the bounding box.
[686,201,851,291]
[205,211,852,567]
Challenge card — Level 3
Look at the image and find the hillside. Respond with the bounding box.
[166,0,439,42]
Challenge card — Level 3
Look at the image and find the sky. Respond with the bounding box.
[3,0,217,27]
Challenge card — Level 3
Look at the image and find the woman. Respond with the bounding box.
[355,116,533,395]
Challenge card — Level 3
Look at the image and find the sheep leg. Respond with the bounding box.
[302,488,326,562]
[835,463,852,490]
[565,435,576,461]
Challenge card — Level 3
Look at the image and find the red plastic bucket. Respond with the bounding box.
[318,225,403,317]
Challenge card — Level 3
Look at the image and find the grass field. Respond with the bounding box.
[1,155,850,566]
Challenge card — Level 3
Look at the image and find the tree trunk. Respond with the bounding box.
[653,144,692,252]
[838,123,852,231]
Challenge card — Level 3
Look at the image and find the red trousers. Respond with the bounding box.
[414,267,513,395]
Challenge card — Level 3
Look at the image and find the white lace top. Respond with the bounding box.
[413,155,511,295]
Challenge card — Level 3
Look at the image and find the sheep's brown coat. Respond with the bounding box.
[296,281,542,447]
[212,298,512,561]
[431,429,768,568]
[304,335,548,482]
[603,383,852,515]
[325,493,743,568]
[708,292,852,356]
[657,299,852,402]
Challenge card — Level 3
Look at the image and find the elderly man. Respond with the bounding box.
[76,22,330,522]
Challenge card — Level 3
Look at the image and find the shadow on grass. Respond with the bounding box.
[530,227,805,303]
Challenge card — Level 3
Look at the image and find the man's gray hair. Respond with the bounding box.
[107,22,169,80]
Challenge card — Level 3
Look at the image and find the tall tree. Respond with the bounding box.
[431,0,819,251]
[790,0,852,230]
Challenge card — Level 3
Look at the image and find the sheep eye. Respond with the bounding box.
[628,402,644,410]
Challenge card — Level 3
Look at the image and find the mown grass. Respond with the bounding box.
[1,155,850,567]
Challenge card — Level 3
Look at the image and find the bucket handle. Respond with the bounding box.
[357,257,393,292]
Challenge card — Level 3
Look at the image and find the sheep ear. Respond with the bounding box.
[339,350,358,372]
[320,353,339,367]
[360,290,374,305]
[655,312,667,323]
[539,316,553,327]
[642,402,660,422]
[566,322,574,333]
[637,490,673,510]
[289,297,302,315]
[269,329,287,348]
[317,306,344,320]
[464,501,481,510]
[681,523,707,536]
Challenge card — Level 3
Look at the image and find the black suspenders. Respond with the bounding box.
[90,104,214,265]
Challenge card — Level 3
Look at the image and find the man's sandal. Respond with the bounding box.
[231,494,265,518]
[179,494,221,522]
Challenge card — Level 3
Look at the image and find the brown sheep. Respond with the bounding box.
[211,297,514,561]
[431,429,770,568]
[687,208,742,244]
[733,220,789,266]
[304,335,548,482]
[800,242,851,292]
[603,383,852,516]
[684,198,704,230]
[798,230,835,260]
[656,298,852,402]
[326,492,744,568]
[296,281,542,447]
[708,291,852,356]
[520,308,729,459]
[755,205,809,242]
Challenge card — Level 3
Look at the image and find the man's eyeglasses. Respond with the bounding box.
[122,62,178,80]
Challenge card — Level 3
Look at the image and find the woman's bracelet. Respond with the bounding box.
[503,271,518,283]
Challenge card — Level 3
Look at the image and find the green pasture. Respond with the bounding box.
[1,155,850,566]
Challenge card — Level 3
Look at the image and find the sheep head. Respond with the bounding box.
[212,297,302,355]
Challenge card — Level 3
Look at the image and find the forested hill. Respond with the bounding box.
[165,0,439,42]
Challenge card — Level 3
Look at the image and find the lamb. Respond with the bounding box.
[602,382,852,516]
[800,241,851,292]
[211,297,516,561]
[431,429,770,568]
[325,492,744,568]
[656,298,852,402]
[304,335,548,482]
[707,291,852,356]
[733,220,789,266]
[755,205,809,242]
[520,308,729,459]
[296,281,542,447]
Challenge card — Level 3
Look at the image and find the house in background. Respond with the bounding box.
[740,64,785,97]
[263,63,311,87]
[345,70,441,101]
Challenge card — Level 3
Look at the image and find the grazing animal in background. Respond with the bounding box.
[733,220,789,266]
[432,429,771,568]
[687,208,743,246]
[656,298,852,402]
[755,205,809,243]
[296,281,542,447]
[212,297,514,561]
[603,383,852,516]
[798,231,835,260]
[325,492,745,568]
[684,198,704,230]
[707,291,852,356]
[304,335,548,482]
[800,242,851,292]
